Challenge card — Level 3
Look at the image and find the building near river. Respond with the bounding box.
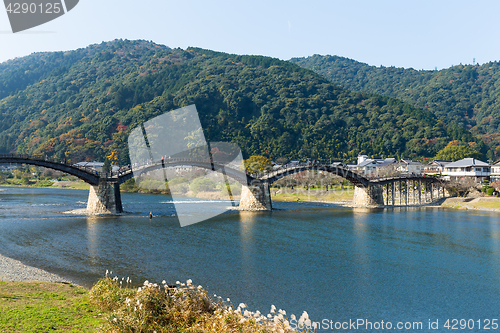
[442,158,490,182]
[398,159,424,174]
[354,155,398,177]
[424,160,452,175]
[490,160,500,182]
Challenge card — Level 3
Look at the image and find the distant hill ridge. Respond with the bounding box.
[0,40,485,165]
[290,54,500,159]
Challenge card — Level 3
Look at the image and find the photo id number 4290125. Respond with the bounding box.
[443,319,498,330]
[5,2,62,14]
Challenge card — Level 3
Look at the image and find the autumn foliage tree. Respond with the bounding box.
[244,155,271,174]
[434,141,483,161]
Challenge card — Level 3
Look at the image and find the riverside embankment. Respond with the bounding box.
[441,196,500,212]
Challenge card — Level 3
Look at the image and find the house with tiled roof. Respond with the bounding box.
[354,155,398,177]
[398,159,424,174]
[424,160,452,175]
[443,158,490,181]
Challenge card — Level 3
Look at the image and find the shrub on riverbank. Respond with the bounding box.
[89,276,304,332]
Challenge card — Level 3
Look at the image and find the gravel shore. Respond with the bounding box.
[0,254,71,283]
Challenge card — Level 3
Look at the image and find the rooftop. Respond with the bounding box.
[445,158,489,168]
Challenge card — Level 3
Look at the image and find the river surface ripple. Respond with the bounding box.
[0,186,500,331]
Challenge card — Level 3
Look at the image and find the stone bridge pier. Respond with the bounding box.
[352,185,384,207]
[87,180,123,214]
[238,181,272,211]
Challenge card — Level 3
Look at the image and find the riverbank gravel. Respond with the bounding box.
[0,254,71,283]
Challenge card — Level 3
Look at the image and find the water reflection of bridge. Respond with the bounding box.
[0,154,447,213]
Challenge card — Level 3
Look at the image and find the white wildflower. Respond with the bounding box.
[279,309,286,315]
[186,279,192,286]
[239,303,247,309]
[176,281,181,285]
[162,280,166,285]
[290,314,296,320]
[197,285,203,290]
[113,317,117,322]
[270,304,276,313]
[300,311,309,320]
[227,298,230,302]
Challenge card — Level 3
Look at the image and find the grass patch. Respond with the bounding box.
[469,202,500,210]
[0,278,310,332]
[0,281,107,332]
[272,189,354,202]
[0,179,90,190]
[51,181,90,190]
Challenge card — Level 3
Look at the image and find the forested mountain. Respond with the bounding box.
[290,55,500,159]
[0,40,484,165]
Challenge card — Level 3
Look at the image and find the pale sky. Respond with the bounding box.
[0,0,499,70]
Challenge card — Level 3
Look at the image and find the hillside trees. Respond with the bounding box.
[0,40,480,165]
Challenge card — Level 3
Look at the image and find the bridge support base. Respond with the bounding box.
[238,182,272,211]
[87,180,123,214]
[352,185,384,207]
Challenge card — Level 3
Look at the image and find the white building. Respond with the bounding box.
[398,159,424,174]
[73,161,120,172]
[490,160,500,182]
[354,155,397,177]
[443,158,490,181]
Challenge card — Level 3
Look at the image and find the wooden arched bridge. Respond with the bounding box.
[0,154,447,213]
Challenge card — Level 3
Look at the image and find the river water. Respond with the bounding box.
[1,186,500,331]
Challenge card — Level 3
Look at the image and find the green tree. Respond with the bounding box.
[190,177,216,193]
[102,158,111,173]
[434,145,483,161]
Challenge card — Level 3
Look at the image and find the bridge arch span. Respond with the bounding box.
[119,160,251,185]
[261,165,370,187]
[0,154,100,185]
